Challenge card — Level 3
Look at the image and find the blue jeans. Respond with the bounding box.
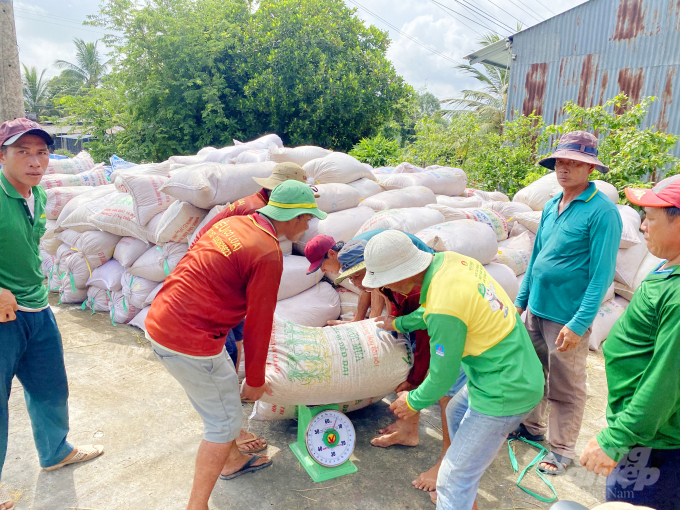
[0,309,74,478]
[606,447,680,510]
[224,320,245,366]
[436,386,527,510]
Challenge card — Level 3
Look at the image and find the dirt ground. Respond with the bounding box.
[1,295,609,509]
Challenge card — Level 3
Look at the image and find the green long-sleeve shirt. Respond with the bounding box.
[515,182,622,336]
[597,262,680,462]
[395,252,544,417]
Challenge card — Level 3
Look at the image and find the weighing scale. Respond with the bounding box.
[289,404,358,482]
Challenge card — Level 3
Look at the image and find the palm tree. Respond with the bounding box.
[54,38,108,90]
[22,65,53,119]
[442,26,522,133]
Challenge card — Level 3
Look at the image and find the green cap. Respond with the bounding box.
[258,180,327,221]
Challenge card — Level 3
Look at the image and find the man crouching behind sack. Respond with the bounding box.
[145,181,326,510]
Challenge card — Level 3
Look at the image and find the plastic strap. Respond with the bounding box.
[90,297,96,315]
[507,437,557,503]
[81,300,87,311]
[157,246,170,275]
[70,247,93,277]
[106,291,116,326]
[69,273,76,293]
[57,294,62,305]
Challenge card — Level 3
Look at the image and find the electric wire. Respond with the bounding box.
[13,13,108,35]
[429,0,505,36]
[428,0,485,36]
[477,0,528,28]
[504,0,545,23]
[449,0,516,33]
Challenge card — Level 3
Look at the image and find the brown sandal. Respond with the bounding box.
[236,432,267,453]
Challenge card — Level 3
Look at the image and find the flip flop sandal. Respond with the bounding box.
[236,432,267,453]
[43,444,104,471]
[507,423,545,442]
[429,491,437,506]
[219,454,272,480]
[537,451,572,476]
[0,488,14,508]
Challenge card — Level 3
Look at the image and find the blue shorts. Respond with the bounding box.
[445,367,468,397]
[225,320,245,366]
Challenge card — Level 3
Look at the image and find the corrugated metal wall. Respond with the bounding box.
[506,0,680,156]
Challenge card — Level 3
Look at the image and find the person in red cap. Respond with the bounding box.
[303,235,344,275]
[513,130,622,475]
[580,175,680,510]
[0,119,103,510]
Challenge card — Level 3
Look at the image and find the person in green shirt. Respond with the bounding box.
[580,175,680,510]
[366,230,544,510]
[0,119,103,510]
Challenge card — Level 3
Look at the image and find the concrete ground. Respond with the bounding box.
[2,295,609,509]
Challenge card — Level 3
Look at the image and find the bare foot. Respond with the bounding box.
[0,489,14,510]
[539,460,566,472]
[413,458,442,492]
[371,418,419,448]
[220,453,271,477]
[235,430,267,453]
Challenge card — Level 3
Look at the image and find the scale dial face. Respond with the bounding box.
[305,410,356,468]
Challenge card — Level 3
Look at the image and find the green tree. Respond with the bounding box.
[78,0,411,161]
[54,38,108,90]
[22,65,53,119]
[48,71,86,101]
[349,133,401,167]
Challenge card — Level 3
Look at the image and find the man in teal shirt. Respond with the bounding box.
[580,175,680,510]
[514,131,622,475]
[0,119,103,510]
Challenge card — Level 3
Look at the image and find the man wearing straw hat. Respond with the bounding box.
[145,180,326,510]
[368,230,544,510]
[512,131,622,475]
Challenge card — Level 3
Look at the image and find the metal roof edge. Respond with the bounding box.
[463,38,512,69]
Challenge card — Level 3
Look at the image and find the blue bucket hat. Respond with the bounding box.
[334,238,369,285]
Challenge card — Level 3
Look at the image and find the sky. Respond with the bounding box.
[13,0,586,102]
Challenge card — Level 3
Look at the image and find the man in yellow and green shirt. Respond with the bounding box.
[366,230,543,510]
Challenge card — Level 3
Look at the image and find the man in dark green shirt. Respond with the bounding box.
[581,175,680,510]
[0,119,103,510]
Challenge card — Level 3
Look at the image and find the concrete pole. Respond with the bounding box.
[0,0,25,123]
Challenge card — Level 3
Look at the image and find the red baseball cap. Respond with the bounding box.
[625,175,680,209]
[304,235,337,275]
[0,118,53,147]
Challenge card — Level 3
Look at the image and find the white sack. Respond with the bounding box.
[59,276,87,304]
[108,290,141,325]
[114,237,150,267]
[40,237,63,256]
[148,201,208,244]
[128,243,188,282]
[604,283,616,303]
[89,194,150,240]
[618,204,642,249]
[159,162,276,209]
[424,206,508,241]
[84,286,111,313]
[277,255,323,301]
[259,318,412,405]
[590,297,629,351]
[338,288,360,317]
[279,239,293,256]
[56,229,81,248]
[362,186,436,211]
[250,395,383,421]
[484,262,520,302]
[311,183,362,213]
[378,168,467,197]
[356,207,444,236]
[233,149,268,164]
[471,190,510,202]
[115,174,176,226]
[614,252,664,300]
[86,259,125,291]
[167,154,205,166]
[55,185,115,231]
[267,145,332,166]
[235,134,283,150]
[40,252,55,279]
[484,201,533,226]
[188,204,228,246]
[346,178,383,199]
[129,306,151,332]
[40,163,108,190]
[514,211,543,234]
[594,180,620,204]
[121,272,159,310]
[275,282,341,327]
[63,253,94,289]
[493,231,534,276]
[615,233,648,287]
[435,195,484,209]
[45,151,95,175]
[55,242,75,265]
[512,172,561,211]
[393,162,422,173]
[295,206,375,253]
[45,186,94,219]
[144,283,163,307]
[109,161,173,182]
[304,153,376,184]
[75,230,121,266]
[47,261,65,293]
[416,220,498,265]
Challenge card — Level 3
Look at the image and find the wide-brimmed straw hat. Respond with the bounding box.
[252,162,308,190]
[257,180,327,221]
[539,130,609,173]
[362,230,433,289]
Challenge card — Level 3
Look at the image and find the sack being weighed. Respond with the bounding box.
[258,318,412,405]
[250,395,385,421]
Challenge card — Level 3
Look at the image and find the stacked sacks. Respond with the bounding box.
[362,186,436,211]
[378,167,467,197]
[40,163,109,190]
[294,206,375,254]
[44,151,95,175]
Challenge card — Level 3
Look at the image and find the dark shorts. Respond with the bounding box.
[224,320,245,366]
[606,446,680,510]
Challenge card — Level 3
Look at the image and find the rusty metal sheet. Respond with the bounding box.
[522,63,549,116]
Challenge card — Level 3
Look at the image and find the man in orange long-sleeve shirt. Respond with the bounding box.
[146,181,326,510]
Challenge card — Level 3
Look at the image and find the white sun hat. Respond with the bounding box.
[362,230,434,289]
